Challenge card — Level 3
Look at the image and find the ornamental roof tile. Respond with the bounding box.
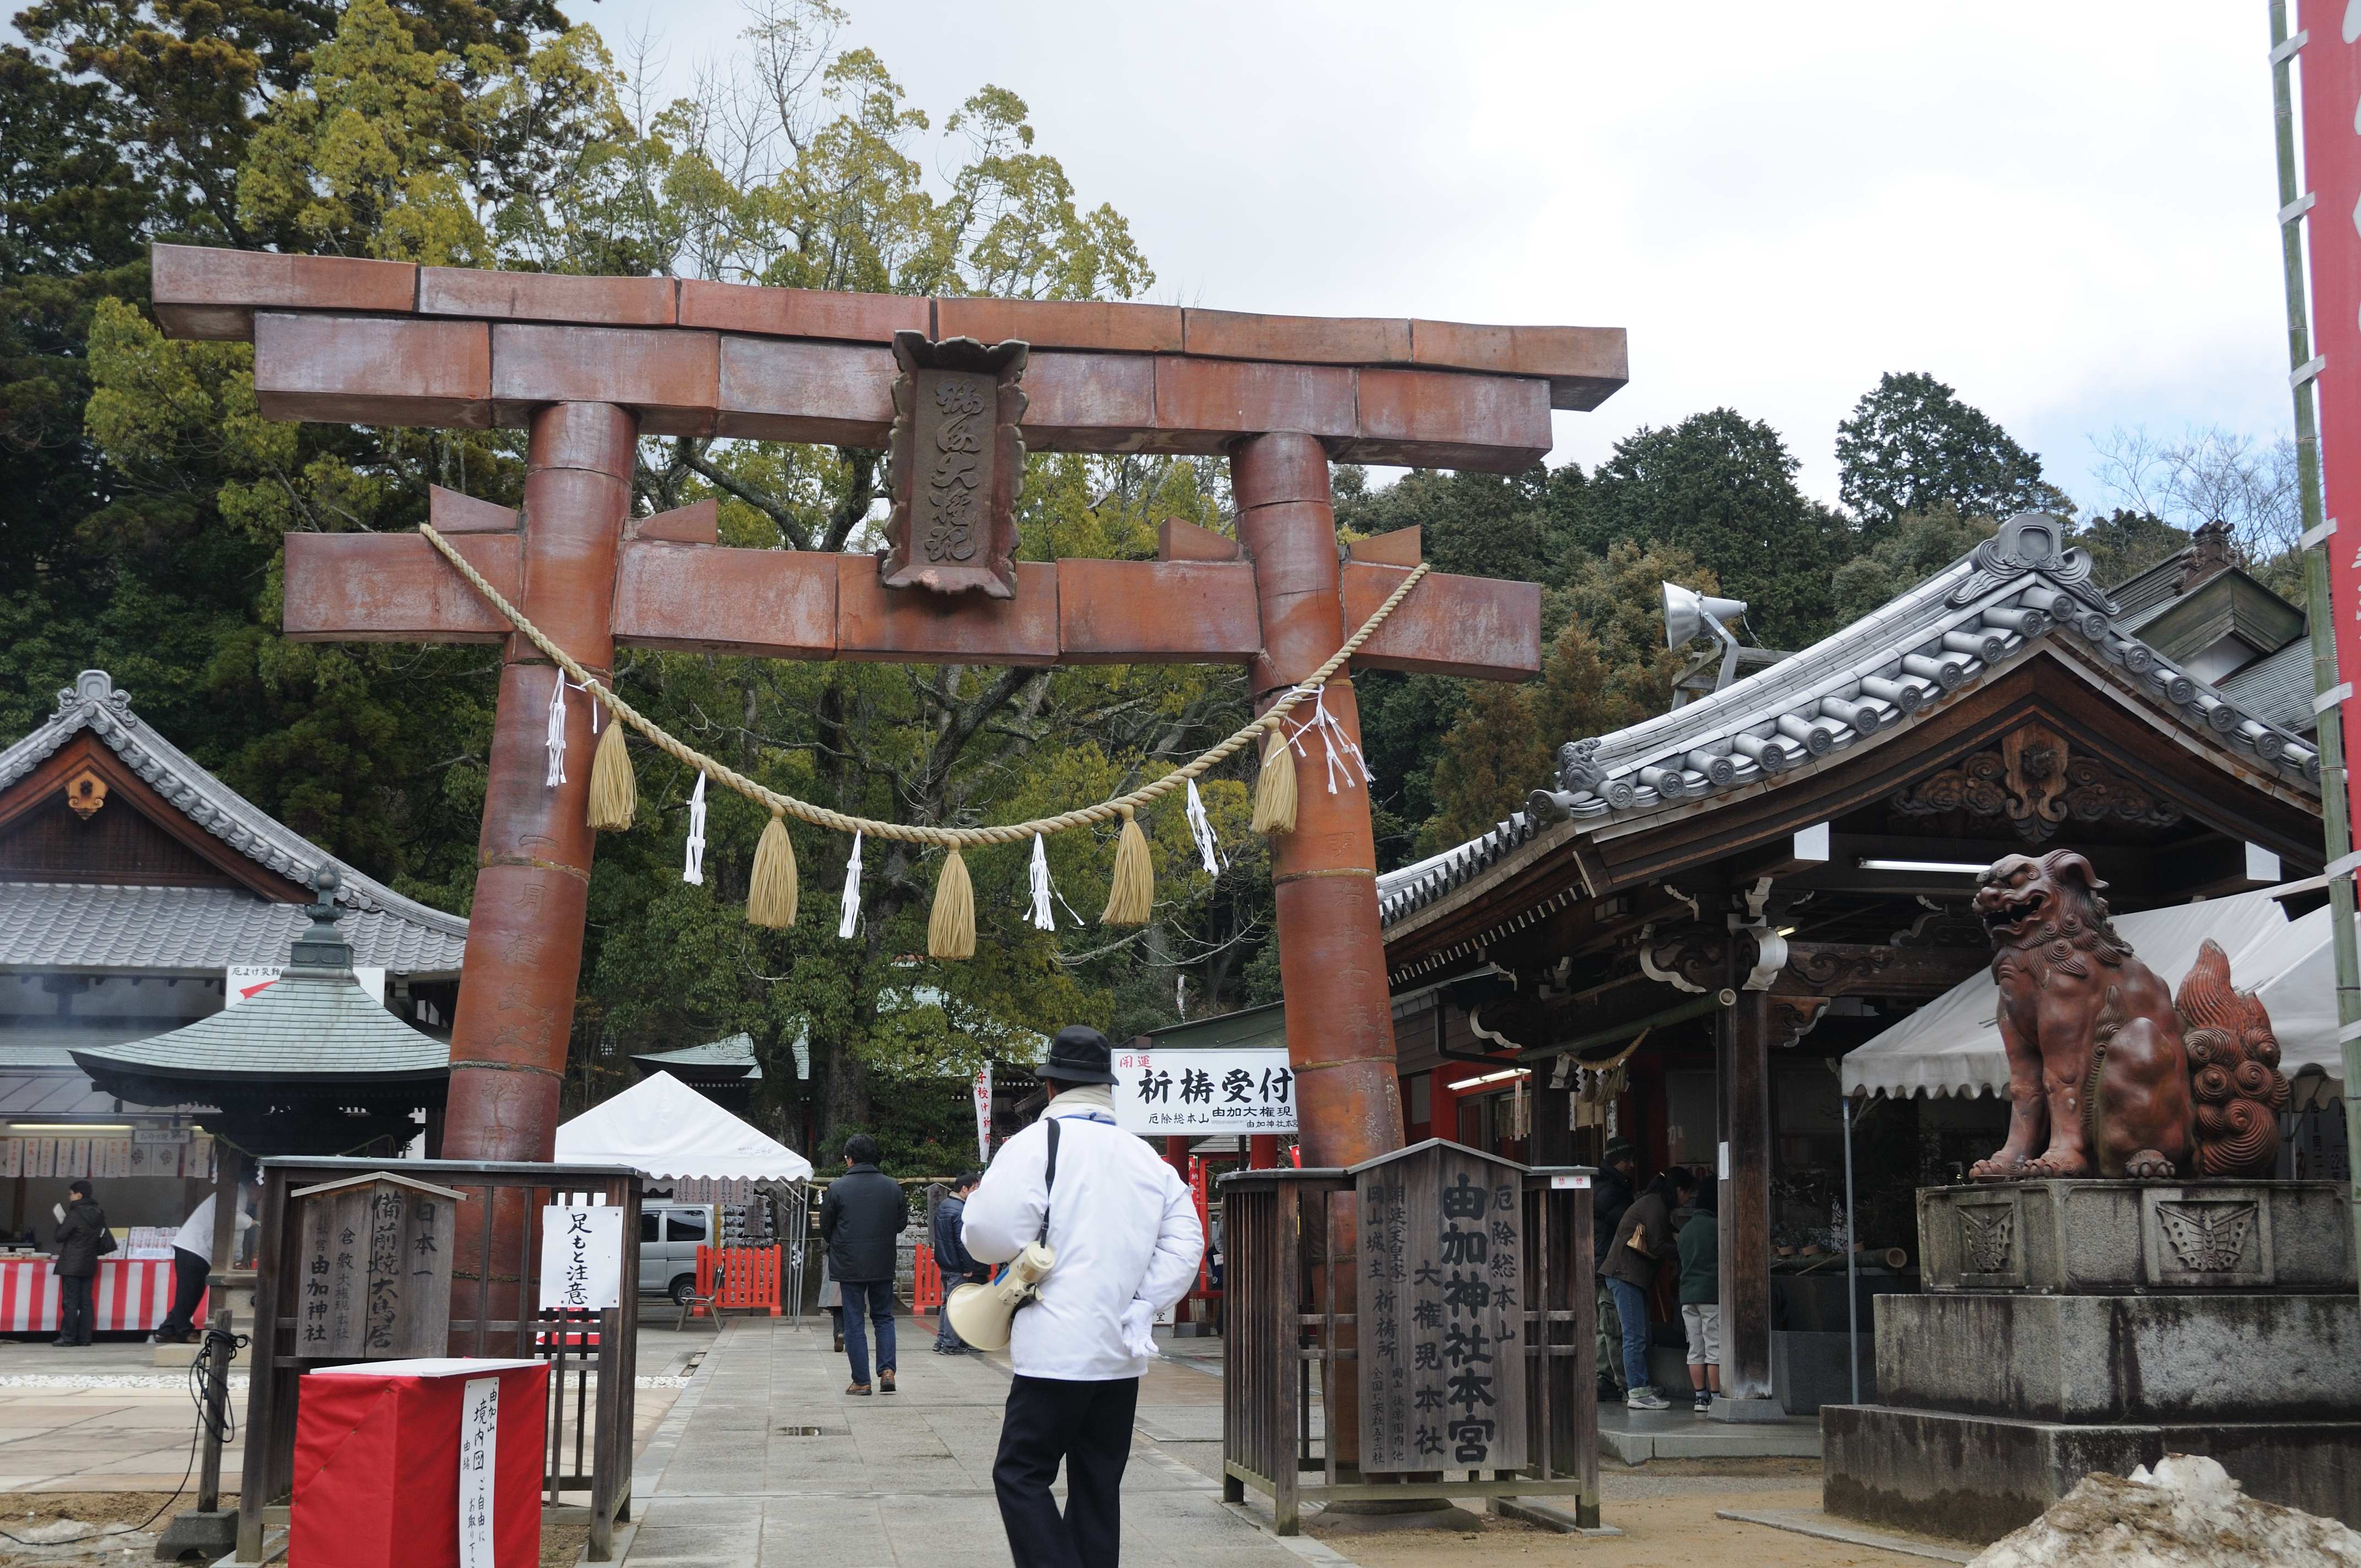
[1376,514,2321,928]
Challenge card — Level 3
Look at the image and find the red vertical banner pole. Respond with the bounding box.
[2284,1,2361,1282]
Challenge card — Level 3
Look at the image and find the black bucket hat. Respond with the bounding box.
[1038,1025,1116,1085]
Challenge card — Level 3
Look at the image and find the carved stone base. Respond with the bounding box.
[1874,1291,2361,1423]
[1917,1180,2353,1294]
[1823,1404,2361,1543]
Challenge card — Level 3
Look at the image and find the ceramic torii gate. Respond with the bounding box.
[150,243,1624,1374]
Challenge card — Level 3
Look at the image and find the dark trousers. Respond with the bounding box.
[155,1248,207,1341]
[994,1374,1139,1568]
[840,1278,895,1386]
[57,1273,94,1344]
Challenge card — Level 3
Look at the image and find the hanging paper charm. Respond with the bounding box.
[1029,834,1056,932]
[1184,778,1220,874]
[683,774,708,886]
[544,677,568,787]
[837,831,863,940]
[1283,686,1374,796]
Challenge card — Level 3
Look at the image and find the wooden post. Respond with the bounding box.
[1717,988,1779,1415]
[442,401,637,1332]
[1231,432,1407,1477]
[194,1152,240,1513]
[1248,1134,1279,1169]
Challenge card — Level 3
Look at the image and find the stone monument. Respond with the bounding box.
[1821,850,2361,1542]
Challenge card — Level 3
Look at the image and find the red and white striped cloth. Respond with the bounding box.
[0,1258,190,1333]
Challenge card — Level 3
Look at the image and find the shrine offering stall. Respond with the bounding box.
[0,1254,191,1334]
[239,1157,641,1564]
[1220,1141,1597,1534]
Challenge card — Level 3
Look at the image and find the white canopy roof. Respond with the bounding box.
[553,1071,813,1184]
[1844,885,2348,1101]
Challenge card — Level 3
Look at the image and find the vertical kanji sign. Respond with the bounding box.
[537,1204,623,1312]
[458,1374,498,1568]
[2302,2,2361,834]
[1355,1144,1525,1473]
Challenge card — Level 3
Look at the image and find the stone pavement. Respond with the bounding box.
[619,1315,1335,1568]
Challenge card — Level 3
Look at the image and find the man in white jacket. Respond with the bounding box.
[964,1026,1203,1568]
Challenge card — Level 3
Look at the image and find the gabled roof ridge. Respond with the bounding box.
[1378,513,2322,929]
[0,670,466,940]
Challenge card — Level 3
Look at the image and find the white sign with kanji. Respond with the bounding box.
[1114,1047,1297,1135]
[458,1375,498,1568]
[536,1205,623,1311]
[226,964,385,1005]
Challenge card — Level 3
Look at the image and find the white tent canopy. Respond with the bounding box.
[1844,884,2349,1101]
[554,1071,813,1185]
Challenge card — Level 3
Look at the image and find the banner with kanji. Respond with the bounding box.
[1113,1047,1296,1135]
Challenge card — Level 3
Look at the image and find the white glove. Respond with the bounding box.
[1121,1299,1158,1360]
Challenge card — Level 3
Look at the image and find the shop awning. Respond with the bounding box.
[553,1071,812,1187]
[1843,885,2348,1101]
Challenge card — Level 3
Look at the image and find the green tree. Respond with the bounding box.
[1828,504,1996,624]
[2075,507,2188,589]
[1418,541,1718,853]
[1835,371,2052,531]
[1573,409,1844,649]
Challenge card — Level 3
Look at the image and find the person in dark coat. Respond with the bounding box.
[932,1171,988,1354]
[1591,1140,1638,1396]
[819,1134,910,1395]
[51,1180,107,1348]
[1601,1166,1696,1409]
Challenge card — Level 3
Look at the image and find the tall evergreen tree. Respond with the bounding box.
[1835,371,2050,531]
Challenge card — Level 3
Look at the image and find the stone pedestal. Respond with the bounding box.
[1821,1180,2361,1544]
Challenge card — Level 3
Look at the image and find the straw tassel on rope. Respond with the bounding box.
[587,711,637,830]
[1250,725,1299,836]
[1101,805,1154,925]
[929,848,976,960]
[748,810,798,929]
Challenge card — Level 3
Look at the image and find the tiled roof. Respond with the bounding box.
[0,883,465,974]
[0,671,466,972]
[635,1033,761,1081]
[2217,639,2318,737]
[1378,514,2321,928]
[72,955,448,1083]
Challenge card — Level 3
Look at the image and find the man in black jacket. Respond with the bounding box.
[932,1172,987,1355]
[51,1180,107,1348]
[820,1135,910,1395]
[1591,1140,1638,1397]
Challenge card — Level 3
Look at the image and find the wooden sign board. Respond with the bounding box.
[879,331,1029,600]
[293,1174,460,1358]
[1357,1141,1527,1474]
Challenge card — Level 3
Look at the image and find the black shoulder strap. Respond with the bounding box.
[1038,1117,1060,1244]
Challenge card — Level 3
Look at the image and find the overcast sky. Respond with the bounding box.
[567,3,2289,510]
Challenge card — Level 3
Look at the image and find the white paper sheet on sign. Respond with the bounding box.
[458,1375,497,1568]
[1843,884,2351,1099]
[1114,1047,1297,1135]
[552,1071,813,1185]
[538,1205,623,1311]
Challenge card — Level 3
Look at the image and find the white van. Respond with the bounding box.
[639,1202,718,1304]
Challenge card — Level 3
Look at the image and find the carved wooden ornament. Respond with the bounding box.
[879,331,1029,599]
[63,769,107,820]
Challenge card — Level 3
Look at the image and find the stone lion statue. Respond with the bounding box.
[1970,850,2288,1181]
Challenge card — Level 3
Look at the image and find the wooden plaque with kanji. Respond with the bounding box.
[1356,1140,1527,1474]
[291,1172,460,1358]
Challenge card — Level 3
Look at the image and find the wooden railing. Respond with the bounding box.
[1218,1156,1599,1534]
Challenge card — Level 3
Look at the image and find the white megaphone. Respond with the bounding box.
[944,1241,1056,1351]
[1661,581,1749,652]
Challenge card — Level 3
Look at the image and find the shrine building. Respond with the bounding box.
[0,671,466,1234]
[1373,511,2333,1416]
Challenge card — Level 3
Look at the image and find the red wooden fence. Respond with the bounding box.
[692,1245,782,1316]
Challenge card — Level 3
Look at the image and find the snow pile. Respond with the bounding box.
[1969,1455,2361,1568]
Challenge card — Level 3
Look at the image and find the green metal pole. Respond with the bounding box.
[2268,2,2361,1262]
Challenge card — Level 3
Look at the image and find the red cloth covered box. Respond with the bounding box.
[292,1358,548,1568]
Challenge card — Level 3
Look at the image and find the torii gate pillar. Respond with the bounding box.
[443,402,636,1318]
[1233,433,1403,1167]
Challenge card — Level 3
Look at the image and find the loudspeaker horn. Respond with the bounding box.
[942,1240,1056,1351]
[1661,581,1749,651]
